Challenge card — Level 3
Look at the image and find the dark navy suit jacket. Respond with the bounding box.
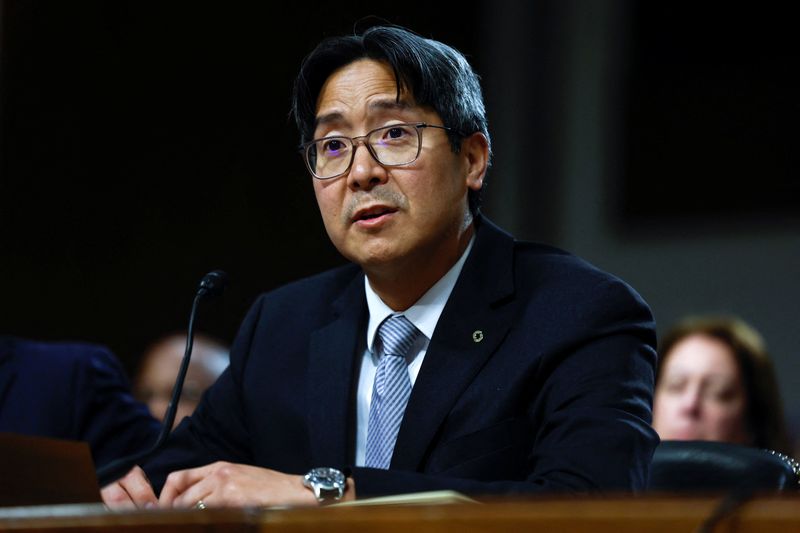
[144,218,659,497]
[0,337,160,469]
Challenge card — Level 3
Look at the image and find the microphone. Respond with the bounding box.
[96,270,228,487]
[197,270,228,298]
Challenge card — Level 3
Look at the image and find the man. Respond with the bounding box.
[0,336,160,469]
[103,25,658,508]
[135,333,229,428]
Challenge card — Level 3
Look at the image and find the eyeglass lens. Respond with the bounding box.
[308,124,421,179]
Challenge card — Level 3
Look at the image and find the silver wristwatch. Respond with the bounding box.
[303,467,346,502]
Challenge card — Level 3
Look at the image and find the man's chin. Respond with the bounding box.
[336,233,404,266]
[353,251,404,271]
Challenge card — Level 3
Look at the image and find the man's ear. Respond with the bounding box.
[462,132,489,192]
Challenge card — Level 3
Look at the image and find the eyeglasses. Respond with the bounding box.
[300,122,457,180]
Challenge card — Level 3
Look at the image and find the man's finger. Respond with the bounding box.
[115,466,158,508]
[101,482,136,510]
[169,478,214,509]
[159,463,216,506]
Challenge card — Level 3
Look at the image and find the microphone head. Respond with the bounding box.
[198,270,228,298]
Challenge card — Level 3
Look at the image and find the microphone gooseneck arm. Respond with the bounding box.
[96,270,228,487]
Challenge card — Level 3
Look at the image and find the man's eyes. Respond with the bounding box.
[379,125,414,141]
[321,138,349,154]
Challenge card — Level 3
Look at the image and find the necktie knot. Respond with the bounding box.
[377,315,420,360]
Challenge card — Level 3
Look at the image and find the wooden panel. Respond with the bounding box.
[1,496,799,532]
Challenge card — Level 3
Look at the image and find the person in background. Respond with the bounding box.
[135,333,229,428]
[0,336,160,469]
[652,315,791,454]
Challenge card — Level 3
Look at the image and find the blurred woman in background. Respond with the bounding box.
[652,315,791,454]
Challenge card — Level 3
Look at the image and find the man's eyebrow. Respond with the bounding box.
[314,112,345,131]
[367,98,414,112]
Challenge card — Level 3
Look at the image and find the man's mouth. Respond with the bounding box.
[351,205,398,223]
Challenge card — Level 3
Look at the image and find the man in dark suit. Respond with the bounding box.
[103,25,658,508]
[0,337,160,469]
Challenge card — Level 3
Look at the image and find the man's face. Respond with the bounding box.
[311,59,483,273]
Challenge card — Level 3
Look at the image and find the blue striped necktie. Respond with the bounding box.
[364,314,421,469]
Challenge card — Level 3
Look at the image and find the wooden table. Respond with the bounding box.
[1,495,799,532]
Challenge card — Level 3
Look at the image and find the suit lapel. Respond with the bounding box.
[391,219,519,470]
[306,273,367,468]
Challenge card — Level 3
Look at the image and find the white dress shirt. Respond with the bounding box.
[354,236,475,466]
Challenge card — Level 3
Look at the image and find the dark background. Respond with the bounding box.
[0,2,483,371]
[1,2,797,379]
[622,3,798,227]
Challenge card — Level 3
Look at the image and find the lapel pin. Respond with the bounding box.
[472,330,484,343]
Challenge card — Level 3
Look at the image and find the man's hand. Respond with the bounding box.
[158,462,322,508]
[101,466,158,509]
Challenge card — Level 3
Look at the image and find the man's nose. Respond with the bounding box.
[346,144,389,191]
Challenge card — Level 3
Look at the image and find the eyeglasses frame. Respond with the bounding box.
[299,122,459,180]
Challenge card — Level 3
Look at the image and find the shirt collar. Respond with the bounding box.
[365,235,475,353]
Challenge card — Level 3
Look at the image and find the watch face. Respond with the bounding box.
[305,467,345,489]
[304,467,346,502]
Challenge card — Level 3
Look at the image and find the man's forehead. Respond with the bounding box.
[313,59,420,124]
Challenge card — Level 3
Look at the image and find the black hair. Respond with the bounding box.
[291,25,491,215]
